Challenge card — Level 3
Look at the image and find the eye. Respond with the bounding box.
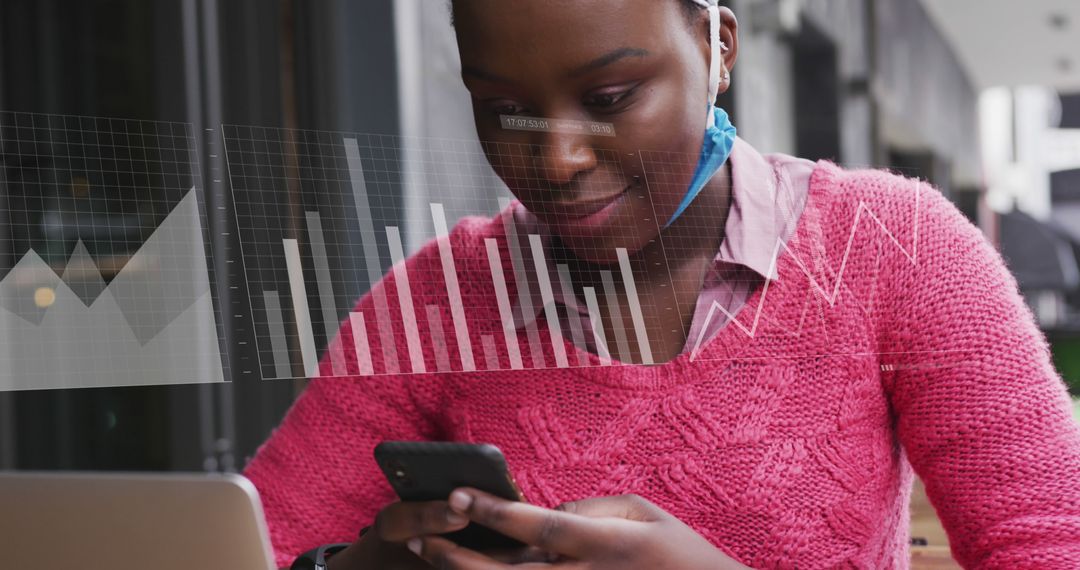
[583,84,639,110]
[484,99,530,116]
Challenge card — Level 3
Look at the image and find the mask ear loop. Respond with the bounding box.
[689,0,723,127]
[663,0,736,229]
[704,2,722,128]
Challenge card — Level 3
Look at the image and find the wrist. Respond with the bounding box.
[290,543,350,570]
[712,549,755,570]
[323,541,363,570]
[299,526,372,570]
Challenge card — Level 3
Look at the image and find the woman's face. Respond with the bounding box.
[453,0,736,263]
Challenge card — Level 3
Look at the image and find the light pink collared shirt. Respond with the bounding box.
[505,137,815,360]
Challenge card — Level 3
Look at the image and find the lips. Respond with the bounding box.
[545,187,631,220]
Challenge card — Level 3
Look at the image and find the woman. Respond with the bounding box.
[245,0,1080,568]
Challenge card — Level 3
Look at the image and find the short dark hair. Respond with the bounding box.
[678,0,706,25]
[449,0,711,29]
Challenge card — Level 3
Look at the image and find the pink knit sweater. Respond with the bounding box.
[244,162,1080,569]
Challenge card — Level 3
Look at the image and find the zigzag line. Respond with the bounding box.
[690,181,922,359]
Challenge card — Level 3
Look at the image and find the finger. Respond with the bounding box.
[485,545,561,564]
[448,487,614,558]
[374,500,470,542]
[555,493,661,522]
[409,535,511,570]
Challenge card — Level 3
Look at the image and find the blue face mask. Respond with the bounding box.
[663,105,737,228]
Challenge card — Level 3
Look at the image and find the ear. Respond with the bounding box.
[695,6,739,95]
[717,7,739,93]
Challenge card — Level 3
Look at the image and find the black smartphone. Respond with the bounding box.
[374,441,527,551]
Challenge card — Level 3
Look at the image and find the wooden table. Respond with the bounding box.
[911,546,961,569]
[909,478,962,569]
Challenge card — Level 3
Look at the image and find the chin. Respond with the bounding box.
[555,229,657,265]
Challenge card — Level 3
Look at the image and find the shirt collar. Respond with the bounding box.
[503,136,805,326]
[721,136,781,279]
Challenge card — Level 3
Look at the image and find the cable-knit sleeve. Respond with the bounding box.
[242,234,458,569]
[876,174,1080,568]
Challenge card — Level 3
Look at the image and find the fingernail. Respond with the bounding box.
[407,538,422,556]
[446,509,468,525]
[448,489,473,512]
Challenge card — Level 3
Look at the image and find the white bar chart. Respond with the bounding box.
[345,137,400,374]
[583,286,613,366]
[499,197,546,368]
[556,263,592,367]
[224,128,664,380]
[283,238,320,377]
[529,234,570,368]
[305,211,346,376]
[431,203,477,372]
[349,312,374,375]
[387,226,426,374]
[617,248,654,365]
[485,238,524,370]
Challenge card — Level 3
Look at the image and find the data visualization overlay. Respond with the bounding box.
[0,112,226,390]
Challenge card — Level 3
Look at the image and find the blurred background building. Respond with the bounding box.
[0,0,1078,480]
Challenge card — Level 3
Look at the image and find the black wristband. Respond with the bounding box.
[290,526,371,570]
[289,542,351,570]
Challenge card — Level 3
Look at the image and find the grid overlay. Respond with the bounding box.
[0,113,951,388]
[0,111,227,391]
[221,126,698,380]
[0,111,950,386]
[220,125,952,381]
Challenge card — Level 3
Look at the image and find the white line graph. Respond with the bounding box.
[690,181,922,360]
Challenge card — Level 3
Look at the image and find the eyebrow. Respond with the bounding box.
[571,47,651,77]
[461,65,510,83]
[461,47,652,83]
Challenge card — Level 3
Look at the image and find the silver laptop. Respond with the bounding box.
[0,471,277,570]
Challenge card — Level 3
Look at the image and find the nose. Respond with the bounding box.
[532,127,597,188]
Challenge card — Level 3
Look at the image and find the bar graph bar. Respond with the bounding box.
[600,270,633,363]
[582,287,613,366]
[386,226,427,374]
[283,238,320,377]
[431,203,476,371]
[481,334,500,371]
[344,137,400,374]
[425,305,452,372]
[349,312,374,375]
[529,234,570,368]
[556,263,591,367]
[305,211,346,376]
[617,248,654,365]
[262,291,292,379]
[499,197,546,368]
[484,238,524,370]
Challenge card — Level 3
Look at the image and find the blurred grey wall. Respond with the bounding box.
[394,0,507,255]
[732,0,981,195]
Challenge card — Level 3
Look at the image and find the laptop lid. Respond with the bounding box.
[0,471,276,570]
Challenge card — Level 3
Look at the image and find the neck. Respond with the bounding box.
[556,160,733,290]
[551,162,734,362]
[636,160,733,277]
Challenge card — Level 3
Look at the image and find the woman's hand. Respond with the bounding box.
[407,488,754,569]
[326,498,471,569]
[326,498,547,569]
